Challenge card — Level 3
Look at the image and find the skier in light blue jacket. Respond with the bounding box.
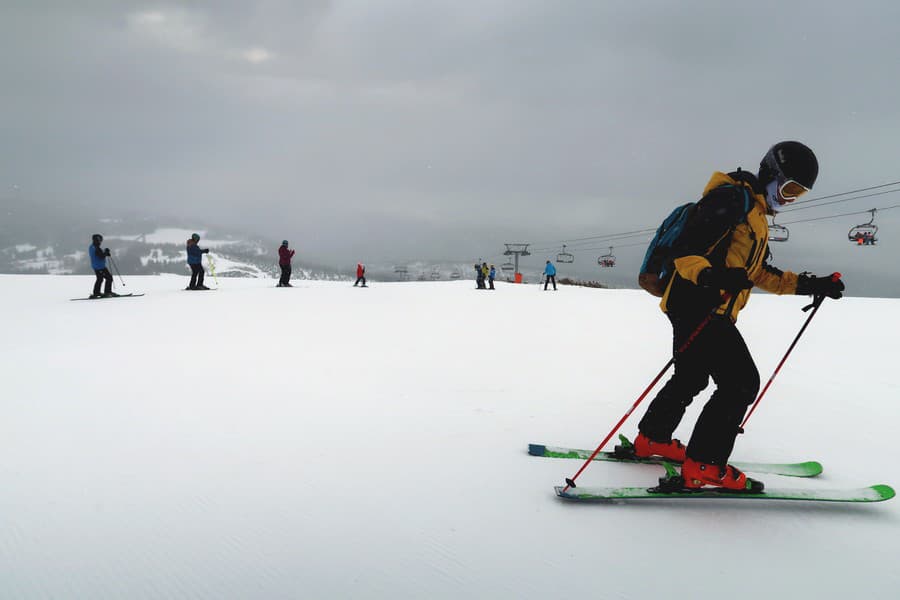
[543,260,557,291]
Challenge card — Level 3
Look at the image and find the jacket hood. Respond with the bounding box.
[703,170,769,215]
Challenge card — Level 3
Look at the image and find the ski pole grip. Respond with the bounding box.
[831,272,842,282]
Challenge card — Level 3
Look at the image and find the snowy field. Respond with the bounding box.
[1,275,898,599]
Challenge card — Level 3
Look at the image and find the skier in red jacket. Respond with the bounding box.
[354,263,367,287]
[277,240,295,287]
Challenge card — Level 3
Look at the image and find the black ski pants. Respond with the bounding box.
[93,268,113,295]
[279,264,291,286]
[488,277,495,290]
[544,275,556,290]
[189,263,205,288]
[354,276,366,286]
[638,313,760,466]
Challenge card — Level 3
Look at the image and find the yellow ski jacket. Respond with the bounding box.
[661,171,799,322]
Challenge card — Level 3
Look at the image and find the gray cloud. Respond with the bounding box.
[1,1,898,294]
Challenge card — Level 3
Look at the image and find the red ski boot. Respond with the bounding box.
[633,433,687,462]
[681,457,764,492]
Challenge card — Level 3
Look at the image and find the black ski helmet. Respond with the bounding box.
[191,233,200,241]
[758,141,818,189]
[282,240,289,246]
[92,234,103,244]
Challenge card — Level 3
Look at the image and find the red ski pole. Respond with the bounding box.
[563,296,728,492]
[740,273,841,431]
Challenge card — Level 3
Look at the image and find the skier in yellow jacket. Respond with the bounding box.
[630,141,844,491]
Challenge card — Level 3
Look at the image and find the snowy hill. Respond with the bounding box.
[0,226,347,280]
[1,275,897,599]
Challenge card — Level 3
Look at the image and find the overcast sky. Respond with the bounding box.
[2,1,899,294]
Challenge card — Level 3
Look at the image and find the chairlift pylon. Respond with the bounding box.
[848,209,878,245]
[769,215,790,242]
[393,264,410,281]
[597,246,616,268]
[556,244,574,264]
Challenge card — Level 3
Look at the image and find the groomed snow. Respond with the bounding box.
[1,275,897,599]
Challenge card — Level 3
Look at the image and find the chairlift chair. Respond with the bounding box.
[449,269,461,280]
[556,244,575,264]
[848,209,878,245]
[768,215,790,242]
[597,247,616,268]
[501,261,514,272]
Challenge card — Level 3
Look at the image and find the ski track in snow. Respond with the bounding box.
[0,274,898,599]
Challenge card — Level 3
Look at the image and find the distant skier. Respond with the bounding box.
[354,263,367,287]
[474,262,485,289]
[277,240,295,287]
[488,264,496,290]
[186,233,210,290]
[88,234,116,298]
[543,260,557,291]
[629,141,844,491]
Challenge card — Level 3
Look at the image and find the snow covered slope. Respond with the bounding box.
[1,275,897,599]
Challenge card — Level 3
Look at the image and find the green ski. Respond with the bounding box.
[529,435,822,478]
[554,483,895,503]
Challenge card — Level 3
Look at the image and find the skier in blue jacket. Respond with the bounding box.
[88,234,116,298]
[543,260,557,291]
[186,233,210,290]
[488,265,496,290]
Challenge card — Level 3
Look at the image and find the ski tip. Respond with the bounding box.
[872,484,896,501]
[804,461,824,476]
[528,444,547,456]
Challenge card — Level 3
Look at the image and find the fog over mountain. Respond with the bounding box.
[2,2,899,295]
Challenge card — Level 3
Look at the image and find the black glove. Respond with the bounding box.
[797,273,844,299]
[103,248,111,257]
[697,267,753,294]
[202,248,210,254]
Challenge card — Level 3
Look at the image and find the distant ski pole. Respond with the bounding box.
[740,273,841,431]
[207,254,219,286]
[562,295,730,492]
[108,254,126,287]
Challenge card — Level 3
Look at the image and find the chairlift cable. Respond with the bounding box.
[466,182,900,266]
[778,203,900,226]
[788,179,900,206]
[779,187,900,213]
[526,180,900,254]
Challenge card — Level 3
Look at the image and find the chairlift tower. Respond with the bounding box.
[503,243,531,283]
[394,265,410,281]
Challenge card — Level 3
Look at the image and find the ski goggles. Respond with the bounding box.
[777,177,810,201]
